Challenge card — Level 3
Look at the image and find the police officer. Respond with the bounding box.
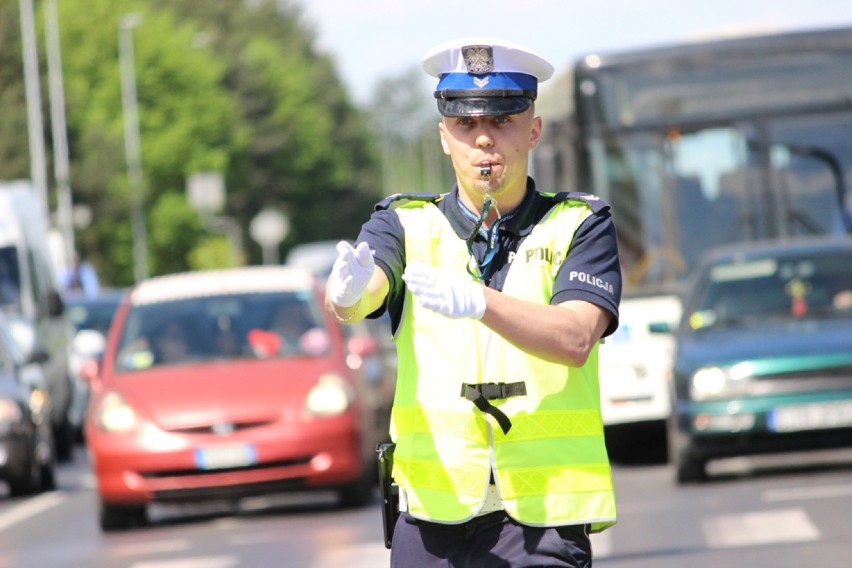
[326,37,621,568]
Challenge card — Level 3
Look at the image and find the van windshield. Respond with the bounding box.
[0,247,21,310]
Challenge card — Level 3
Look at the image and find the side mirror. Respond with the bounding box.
[45,290,65,317]
[347,334,378,358]
[79,358,100,384]
[79,358,103,393]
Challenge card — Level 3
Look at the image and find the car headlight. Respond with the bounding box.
[0,399,23,424]
[96,391,139,432]
[7,319,36,357]
[690,362,753,400]
[305,373,352,417]
[28,388,48,422]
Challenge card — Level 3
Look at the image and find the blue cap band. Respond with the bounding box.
[435,72,538,94]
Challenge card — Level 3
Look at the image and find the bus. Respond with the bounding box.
[534,26,852,450]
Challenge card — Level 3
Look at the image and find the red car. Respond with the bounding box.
[84,266,386,531]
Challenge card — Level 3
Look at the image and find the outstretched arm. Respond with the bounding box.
[402,263,610,367]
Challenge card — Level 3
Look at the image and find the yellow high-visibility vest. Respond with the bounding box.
[390,195,616,531]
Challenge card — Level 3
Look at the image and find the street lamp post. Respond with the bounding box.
[118,13,149,283]
[18,0,49,213]
[45,0,75,267]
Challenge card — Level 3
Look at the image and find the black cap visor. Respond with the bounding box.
[436,95,533,117]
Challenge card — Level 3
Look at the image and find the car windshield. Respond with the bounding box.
[687,248,852,330]
[66,297,122,335]
[0,246,21,311]
[113,290,329,371]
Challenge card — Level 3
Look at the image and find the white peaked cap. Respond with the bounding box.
[421,37,554,82]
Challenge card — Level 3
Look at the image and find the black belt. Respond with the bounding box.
[460,382,527,435]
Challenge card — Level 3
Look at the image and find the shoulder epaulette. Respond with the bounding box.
[541,191,611,214]
[375,192,444,211]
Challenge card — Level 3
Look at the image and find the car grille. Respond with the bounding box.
[751,365,852,395]
[150,477,310,502]
[140,456,313,479]
[165,420,272,435]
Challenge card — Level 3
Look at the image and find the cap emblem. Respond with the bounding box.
[462,45,494,75]
[473,76,490,88]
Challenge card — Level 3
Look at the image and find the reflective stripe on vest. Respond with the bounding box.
[392,198,616,531]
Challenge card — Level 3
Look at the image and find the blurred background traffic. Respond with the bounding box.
[1,0,851,566]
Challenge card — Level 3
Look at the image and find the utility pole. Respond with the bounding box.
[45,0,75,266]
[118,13,149,282]
[19,0,49,213]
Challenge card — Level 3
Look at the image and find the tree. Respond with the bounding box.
[0,0,32,179]
[52,0,241,284]
[369,67,455,196]
[147,0,381,259]
[0,0,381,285]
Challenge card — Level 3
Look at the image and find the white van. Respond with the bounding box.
[0,180,75,459]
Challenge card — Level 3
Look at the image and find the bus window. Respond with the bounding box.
[765,112,852,235]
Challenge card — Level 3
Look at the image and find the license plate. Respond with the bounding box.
[195,445,257,470]
[768,400,852,433]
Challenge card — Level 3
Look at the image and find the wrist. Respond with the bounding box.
[330,297,362,323]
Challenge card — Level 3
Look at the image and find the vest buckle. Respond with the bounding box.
[460,382,527,434]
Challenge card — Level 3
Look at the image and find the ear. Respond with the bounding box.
[438,120,451,155]
[529,116,543,151]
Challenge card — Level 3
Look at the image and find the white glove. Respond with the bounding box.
[402,263,486,319]
[328,241,374,307]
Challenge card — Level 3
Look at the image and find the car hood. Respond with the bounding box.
[678,317,852,372]
[105,357,346,430]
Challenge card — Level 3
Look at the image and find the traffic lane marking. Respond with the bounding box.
[702,508,819,548]
[0,492,65,533]
[310,541,389,568]
[307,532,613,566]
[130,557,239,568]
[591,530,612,557]
[109,539,190,557]
[762,482,852,503]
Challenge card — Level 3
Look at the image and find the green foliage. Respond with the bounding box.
[0,0,381,286]
[188,234,237,271]
[147,192,204,275]
[0,1,30,179]
[369,68,456,195]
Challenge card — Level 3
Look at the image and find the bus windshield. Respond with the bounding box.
[588,48,852,128]
[603,115,851,292]
[569,29,852,294]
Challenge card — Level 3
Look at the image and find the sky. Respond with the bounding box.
[295,0,852,106]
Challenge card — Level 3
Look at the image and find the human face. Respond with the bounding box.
[438,108,542,212]
[157,323,188,362]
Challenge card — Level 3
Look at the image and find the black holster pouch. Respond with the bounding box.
[377,442,399,549]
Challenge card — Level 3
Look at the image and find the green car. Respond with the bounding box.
[664,237,852,483]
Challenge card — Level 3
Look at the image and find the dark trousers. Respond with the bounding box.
[390,511,593,568]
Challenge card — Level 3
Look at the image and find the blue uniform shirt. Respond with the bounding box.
[357,177,621,337]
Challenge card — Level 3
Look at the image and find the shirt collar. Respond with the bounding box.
[443,178,538,239]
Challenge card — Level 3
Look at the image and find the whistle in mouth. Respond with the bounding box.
[479,165,492,178]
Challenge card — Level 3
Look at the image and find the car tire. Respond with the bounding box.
[8,440,42,497]
[675,452,707,484]
[668,415,707,484]
[337,469,375,508]
[99,501,148,532]
[39,461,57,492]
[53,417,75,462]
[38,433,57,491]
